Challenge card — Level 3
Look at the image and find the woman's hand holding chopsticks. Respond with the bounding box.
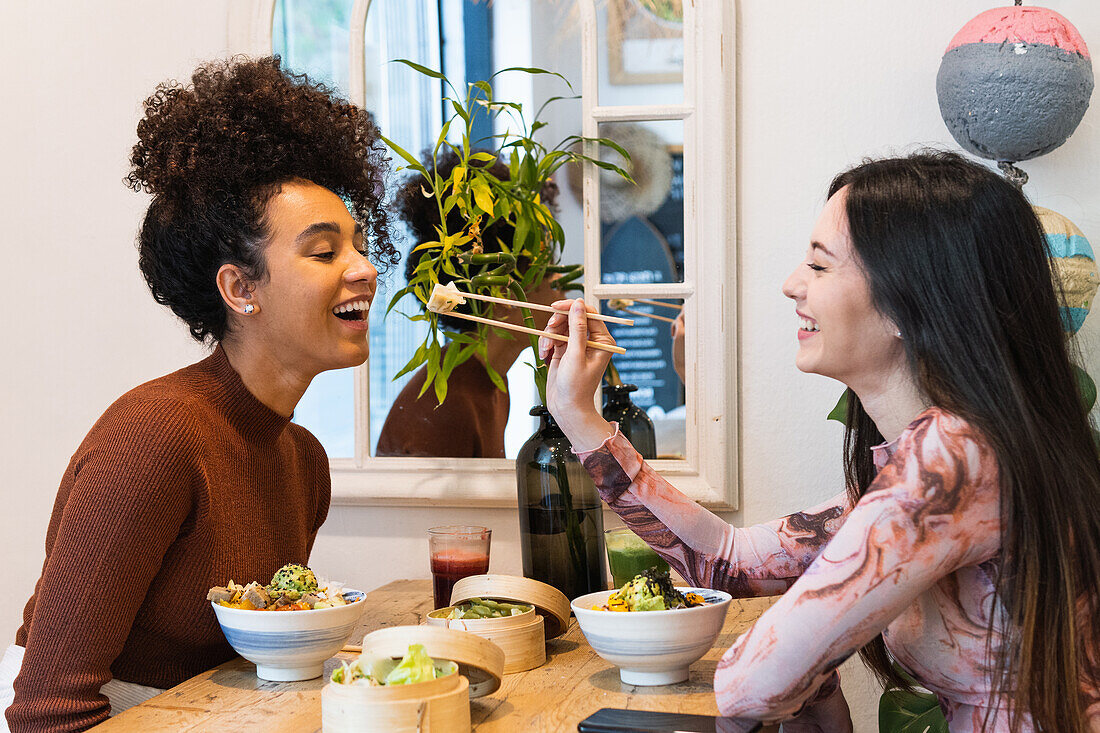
[540,299,618,452]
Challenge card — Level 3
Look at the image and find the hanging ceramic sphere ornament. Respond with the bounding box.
[937,4,1093,186]
[1033,206,1099,334]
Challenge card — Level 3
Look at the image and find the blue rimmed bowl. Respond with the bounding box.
[211,590,367,681]
[571,587,732,686]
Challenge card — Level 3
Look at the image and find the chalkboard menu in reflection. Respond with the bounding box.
[600,151,685,413]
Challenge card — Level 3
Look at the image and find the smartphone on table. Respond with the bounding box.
[577,707,763,733]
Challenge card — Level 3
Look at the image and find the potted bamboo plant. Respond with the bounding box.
[382,61,633,599]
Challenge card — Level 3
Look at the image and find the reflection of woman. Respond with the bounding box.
[376,150,560,458]
[4,57,393,732]
[542,153,1100,730]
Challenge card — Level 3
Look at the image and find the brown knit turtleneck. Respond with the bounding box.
[7,347,331,732]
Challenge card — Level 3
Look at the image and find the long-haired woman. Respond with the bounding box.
[2,56,393,732]
[541,151,1100,731]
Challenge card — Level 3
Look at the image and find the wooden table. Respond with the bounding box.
[93,580,778,732]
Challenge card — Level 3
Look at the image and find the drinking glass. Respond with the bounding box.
[604,526,669,589]
[428,525,491,609]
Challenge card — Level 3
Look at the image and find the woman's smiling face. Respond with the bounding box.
[246,179,379,375]
[781,187,902,389]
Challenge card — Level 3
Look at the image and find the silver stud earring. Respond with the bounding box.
[243,304,255,315]
[895,329,902,339]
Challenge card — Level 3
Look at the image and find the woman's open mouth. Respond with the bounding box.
[333,299,370,330]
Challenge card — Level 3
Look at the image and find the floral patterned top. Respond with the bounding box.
[578,407,1100,731]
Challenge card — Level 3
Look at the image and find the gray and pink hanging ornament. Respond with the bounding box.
[936,4,1093,186]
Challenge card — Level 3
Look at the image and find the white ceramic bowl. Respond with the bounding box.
[571,587,732,686]
[211,590,367,681]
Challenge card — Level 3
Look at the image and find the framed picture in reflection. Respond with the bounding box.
[608,0,684,85]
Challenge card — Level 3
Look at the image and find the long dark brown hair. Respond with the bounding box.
[833,151,1100,731]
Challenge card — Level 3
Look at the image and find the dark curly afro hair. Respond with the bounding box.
[394,148,558,331]
[126,55,396,343]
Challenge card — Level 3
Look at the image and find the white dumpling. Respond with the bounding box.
[426,282,467,313]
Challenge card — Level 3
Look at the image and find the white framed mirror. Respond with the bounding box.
[228,0,738,508]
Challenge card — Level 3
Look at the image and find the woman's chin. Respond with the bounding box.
[328,341,369,370]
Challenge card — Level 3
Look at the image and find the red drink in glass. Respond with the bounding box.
[430,549,490,609]
[427,525,491,609]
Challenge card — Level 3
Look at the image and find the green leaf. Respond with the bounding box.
[484,361,508,393]
[470,175,494,215]
[382,134,424,171]
[827,390,850,425]
[477,99,524,116]
[450,99,470,124]
[512,213,532,255]
[392,58,447,81]
[489,66,573,93]
[386,285,415,317]
[520,154,537,190]
[418,339,443,399]
[441,231,473,254]
[878,688,948,733]
[433,374,449,405]
[591,158,634,181]
[433,117,453,156]
[1074,364,1097,413]
[393,340,429,380]
[537,149,570,178]
[440,342,461,370]
[472,80,493,101]
[442,191,461,217]
[445,331,475,345]
[592,136,632,163]
[469,151,497,164]
[412,239,443,253]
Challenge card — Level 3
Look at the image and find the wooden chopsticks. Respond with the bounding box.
[632,298,682,311]
[613,307,676,324]
[427,284,627,355]
[436,309,627,355]
[456,289,634,325]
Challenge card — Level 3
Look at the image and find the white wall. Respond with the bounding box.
[0,0,227,625]
[4,2,1100,731]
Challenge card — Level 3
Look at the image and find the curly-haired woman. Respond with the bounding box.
[542,152,1100,731]
[2,56,394,732]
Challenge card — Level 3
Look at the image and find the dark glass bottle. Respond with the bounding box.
[516,406,605,600]
[602,384,657,459]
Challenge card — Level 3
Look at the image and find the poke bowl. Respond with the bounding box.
[208,564,367,681]
[571,574,732,686]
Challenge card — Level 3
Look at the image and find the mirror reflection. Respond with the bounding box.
[275,0,686,460]
[375,149,562,458]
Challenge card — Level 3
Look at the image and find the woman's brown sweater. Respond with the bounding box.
[6,347,331,732]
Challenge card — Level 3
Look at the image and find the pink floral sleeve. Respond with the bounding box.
[581,409,1005,723]
[581,429,851,597]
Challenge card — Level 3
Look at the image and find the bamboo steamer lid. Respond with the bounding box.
[425,606,546,674]
[450,574,571,639]
[361,625,504,698]
[321,670,470,733]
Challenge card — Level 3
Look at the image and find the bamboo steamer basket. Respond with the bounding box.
[320,625,503,733]
[426,603,545,674]
[322,669,469,732]
[449,574,571,640]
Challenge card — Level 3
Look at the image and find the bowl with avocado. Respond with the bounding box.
[570,568,731,686]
